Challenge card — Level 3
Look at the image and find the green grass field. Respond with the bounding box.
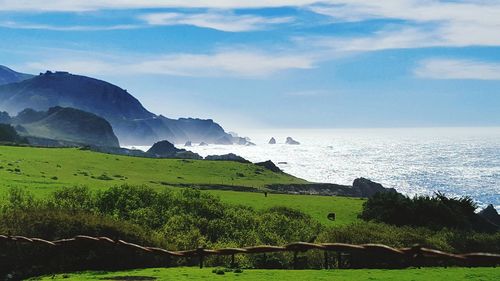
[32,267,499,281]
[0,145,363,226]
[206,190,363,226]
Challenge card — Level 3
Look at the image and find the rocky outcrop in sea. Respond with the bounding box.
[286,137,300,145]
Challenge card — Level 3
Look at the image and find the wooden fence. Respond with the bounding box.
[1,234,499,277]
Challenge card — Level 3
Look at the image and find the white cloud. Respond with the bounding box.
[0,21,139,31]
[309,1,500,49]
[24,49,315,77]
[305,27,441,52]
[297,22,500,54]
[2,0,500,49]
[414,59,500,80]
[140,12,293,32]
[0,0,319,11]
[310,1,500,26]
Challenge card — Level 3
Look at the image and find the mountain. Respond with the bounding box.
[0,65,33,86]
[11,106,120,147]
[0,70,237,145]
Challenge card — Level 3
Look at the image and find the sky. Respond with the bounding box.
[0,0,499,132]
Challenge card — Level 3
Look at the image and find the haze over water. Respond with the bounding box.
[131,127,500,209]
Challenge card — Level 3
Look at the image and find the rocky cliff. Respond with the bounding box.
[0,70,237,145]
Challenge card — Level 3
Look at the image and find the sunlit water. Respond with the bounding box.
[127,127,500,209]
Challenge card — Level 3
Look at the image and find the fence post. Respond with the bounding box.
[337,252,342,269]
[411,245,422,269]
[231,253,236,268]
[197,248,204,269]
[293,251,298,269]
[324,250,329,269]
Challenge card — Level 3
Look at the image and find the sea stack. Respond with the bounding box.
[268,137,276,144]
[285,137,300,145]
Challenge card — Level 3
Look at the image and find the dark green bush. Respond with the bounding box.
[360,192,496,232]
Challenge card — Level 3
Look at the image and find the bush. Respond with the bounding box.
[360,192,496,232]
[317,221,500,253]
[0,185,323,251]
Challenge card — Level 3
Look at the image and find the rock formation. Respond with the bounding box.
[352,177,397,197]
[147,140,202,159]
[267,178,397,198]
[268,137,276,144]
[255,160,282,173]
[205,153,251,163]
[285,137,300,145]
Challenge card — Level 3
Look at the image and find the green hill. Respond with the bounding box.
[17,107,120,147]
[0,145,363,226]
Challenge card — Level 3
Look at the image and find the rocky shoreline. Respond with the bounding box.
[267,177,397,198]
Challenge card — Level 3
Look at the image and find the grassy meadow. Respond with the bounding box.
[207,190,363,226]
[0,145,363,226]
[33,267,500,281]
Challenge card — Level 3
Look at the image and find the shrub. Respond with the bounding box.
[360,192,496,232]
[317,221,500,253]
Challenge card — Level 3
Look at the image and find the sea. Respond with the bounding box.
[127,127,500,210]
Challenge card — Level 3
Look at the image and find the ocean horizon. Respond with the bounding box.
[127,127,500,210]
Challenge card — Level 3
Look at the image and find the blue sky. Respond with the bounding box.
[1,1,499,131]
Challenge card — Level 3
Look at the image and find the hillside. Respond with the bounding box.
[0,70,239,145]
[0,65,33,86]
[13,107,120,147]
[0,145,362,226]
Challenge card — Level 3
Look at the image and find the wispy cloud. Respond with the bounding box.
[414,59,500,80]
[24,49,315,77]
[303,27,441,52]
[309,1,500,49]
[0,0,320,11]
[0,21,140,31]
[295,22,500,55]
[3,0,500,49]
[140,12,293,32]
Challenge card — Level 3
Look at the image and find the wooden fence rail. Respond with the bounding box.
[1,234,499,273]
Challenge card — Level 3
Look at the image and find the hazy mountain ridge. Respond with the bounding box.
[0,65,34,86]
[0,69,237,145]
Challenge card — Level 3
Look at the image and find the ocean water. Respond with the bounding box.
[128,127,500,209]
